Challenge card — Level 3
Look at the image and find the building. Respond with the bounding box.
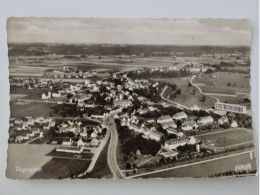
[157,115,173,124]
[52,92,61,98]
[129,124,143,134]
[62,138,73,146]
[42,92,51,100]
[166,127,178,135]
[189,136,197,145]
[190,105,200,111]
[148,131,163,141]
[162,150,179,158]
[197,116,214,125]
[218,116,229,125]
[231,120,238,128]
[91,114,105,119]
[113,99,132,108]
[173,112,188,120]
[182,120,198,131]
[77,139,85,147]
[165,137,189,150]
[56,146,83,154]
[215,102,247,114]
[90,138,99,147]
[137,108,149,115]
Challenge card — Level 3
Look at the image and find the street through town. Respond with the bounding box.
[104,111,125,179]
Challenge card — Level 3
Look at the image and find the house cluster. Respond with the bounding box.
[45,67,97,79]
[116,112,164,142]
[56,120,106,148]
[165,136,197,150]
[11,77,67,90]
[42,91,62,99]
[9,117,53,143]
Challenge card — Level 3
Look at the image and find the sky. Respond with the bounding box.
[7,18,251,46]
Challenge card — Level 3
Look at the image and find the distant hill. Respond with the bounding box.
[8,43,250,57]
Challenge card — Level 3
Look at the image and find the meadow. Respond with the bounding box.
[155,78,217,108]
[195,128,254,147]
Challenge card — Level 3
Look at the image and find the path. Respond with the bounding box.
[188,78,219,103]
[78,128,110,177]
[160,86,190,110]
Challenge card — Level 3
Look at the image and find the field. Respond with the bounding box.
[31,158,91,179]
[195,128,254,147]
[6,144,56,179]
[193,72,250,94]
[9,56,178,77]
[10,101,54,118]
[216,96,251,109]
[9,64,46,77]
[10,87,49,100]
[139,150,256,178]
[155,78,217,108]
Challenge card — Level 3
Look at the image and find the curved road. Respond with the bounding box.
[188,78,219,103]
[104,110,125,179]
[160,86,190,110]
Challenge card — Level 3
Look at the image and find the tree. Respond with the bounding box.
[201,95,206,102]
[67,93,74,99]
[125,162,132,170]
[176,89,182,95]
[49,111,53,117]
[123,155,129,162]
[221,122,231,129]
[192,89,196,95]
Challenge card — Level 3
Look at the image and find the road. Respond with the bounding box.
[127,148,255,178]
[160,86,190,110]
[104,110,125,179]
[77,127,110,177]
[188,78,219,102]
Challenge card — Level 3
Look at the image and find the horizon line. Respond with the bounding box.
[7,42,251,47]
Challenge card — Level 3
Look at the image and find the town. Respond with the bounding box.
[7,43,256,179]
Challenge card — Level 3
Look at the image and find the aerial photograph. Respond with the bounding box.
[6,18,256,179]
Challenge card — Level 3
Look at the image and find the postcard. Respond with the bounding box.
[6,18,257,179]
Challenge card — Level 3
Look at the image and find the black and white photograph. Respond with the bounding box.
[5,17,257,179]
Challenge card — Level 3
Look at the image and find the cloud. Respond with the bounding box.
[7,18,251,46]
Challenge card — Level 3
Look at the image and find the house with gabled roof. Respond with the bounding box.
[165,137,189,150]
[173,112,188,120]
[197,116,214,125]
[157,115,173,124]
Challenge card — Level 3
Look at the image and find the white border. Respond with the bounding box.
[0,0,258,194]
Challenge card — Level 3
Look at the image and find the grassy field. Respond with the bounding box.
[31,158,91,179]
[10,87,49,100]
[10,102,54,118]
[195,129,254,147]
[155,78,216,108]
[6,144,56,179]
[193,72,250,94]
[9,56,176,77]
[216,96,251,109]
[9,64,46,77]
[139,151,256,178]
